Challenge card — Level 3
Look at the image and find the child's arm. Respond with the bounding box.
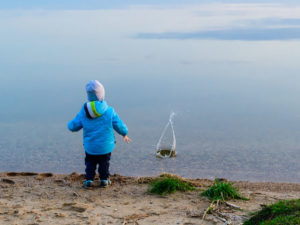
[112,110,130,142]
[68,112,83,132]
[123,135,131,143]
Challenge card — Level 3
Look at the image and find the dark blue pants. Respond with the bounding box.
[85,152,111,181]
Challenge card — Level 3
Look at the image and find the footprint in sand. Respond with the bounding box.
[1,178,15,184]
[62,203,88,213]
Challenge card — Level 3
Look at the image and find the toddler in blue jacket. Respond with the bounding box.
[68,80,131,188]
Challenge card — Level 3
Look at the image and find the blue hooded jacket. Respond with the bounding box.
[68,101,128,155]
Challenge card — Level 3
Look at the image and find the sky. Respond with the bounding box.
[2,0,300,10]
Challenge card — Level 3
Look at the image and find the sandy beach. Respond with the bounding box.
[0,172,300,225]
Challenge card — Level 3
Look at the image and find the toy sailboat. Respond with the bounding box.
[156,112,176,158]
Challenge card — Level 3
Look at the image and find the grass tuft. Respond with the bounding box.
[148,174,195,195]
[201,178,248,201]
[244,199,300,225]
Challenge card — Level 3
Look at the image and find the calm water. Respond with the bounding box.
[1,2,300,182]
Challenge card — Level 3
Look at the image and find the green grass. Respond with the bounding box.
[201,178,248,201]
[244,199,300,225]
[148,174,195,195]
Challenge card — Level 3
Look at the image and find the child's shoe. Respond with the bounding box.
[100,179,111,188]
[83,180,94,188]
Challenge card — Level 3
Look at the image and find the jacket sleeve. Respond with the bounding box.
[112,110,128,136]
[68,110,83,132]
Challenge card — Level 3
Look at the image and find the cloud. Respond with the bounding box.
[240,18,300,28]
[136,27,300,41]
[260,18,300,26]
[136,15,300,41]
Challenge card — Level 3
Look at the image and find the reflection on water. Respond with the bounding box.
[1,107,300,183]
[1,69,300,182]
[1,2,300,182]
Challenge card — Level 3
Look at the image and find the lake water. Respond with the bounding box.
[1,2,300,182]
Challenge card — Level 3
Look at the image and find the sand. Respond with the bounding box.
[0,172,300,225]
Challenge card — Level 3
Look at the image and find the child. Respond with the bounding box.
[68,80,131,188]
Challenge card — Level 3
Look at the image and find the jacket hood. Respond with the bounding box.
[84,100,108,119]
[86,80,105,101]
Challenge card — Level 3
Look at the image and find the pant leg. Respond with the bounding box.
[85,152,97,180]
[97,153,111,180]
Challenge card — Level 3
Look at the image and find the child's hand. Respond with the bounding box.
[123,135,131,144]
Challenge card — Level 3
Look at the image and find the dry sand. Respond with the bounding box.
[0,172,300,225]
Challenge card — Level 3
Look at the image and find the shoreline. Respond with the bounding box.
[1,172,300,224]
[2,171,300,186]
